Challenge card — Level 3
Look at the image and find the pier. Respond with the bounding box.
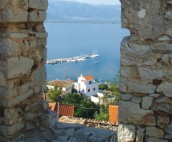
[46,53,99,65]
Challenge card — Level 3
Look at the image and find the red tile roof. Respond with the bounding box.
[84,75,94,81]
[58,104,74,117]
[49,103,74,117]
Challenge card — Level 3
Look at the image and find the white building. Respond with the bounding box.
[47,80,74,93]
[74,74,99,97]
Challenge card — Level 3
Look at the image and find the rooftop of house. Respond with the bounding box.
[49,103,74,117]
[83,75,94,81]
[48,80,74,87]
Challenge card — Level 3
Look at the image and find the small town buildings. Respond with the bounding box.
[47,79,74,93]
[74,74,99,97]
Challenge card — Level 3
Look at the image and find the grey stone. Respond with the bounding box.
[68,137,78,142]
[36,32,48,38]
[0,9,28,23]
[121,81,156,94]
[142,96,153,110]
[7,89,33,107]
[146,137,168,142]
[150,94,160,98]
[29,11,46,22]
[156,82,172,97]
[131,96,142,104]
[29,0,48,10]
[20,83,30,94]
[165,122,172,135]
[121,0,164,39]
[157,116,169,129]
[4,108,20,125]
[0,71,6,86]
[4,38,21,57]
[54,136,69,142]
[75,127,113,142]
[136,127,145,142]
[119,101,156,126]
[7,57,34,79]
[118,124,135,142]
[41,110,57,128]
[164,134,172,140]
[154,97,172,114]
[55,122,84,129]
[138,67,164,80]
[120,94,132,101]
[31,66,46,85]
[0,121,24,136]
[146,127,164,138]
[3,33,28,38]
[66,128,75,137]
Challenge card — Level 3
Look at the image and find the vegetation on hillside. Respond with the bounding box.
[47,72,120,120]
[47,86,62,102]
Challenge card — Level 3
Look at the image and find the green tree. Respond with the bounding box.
[94,105,109,121]
[75,97,99,118]
[47,87,62,102]
[63,93,99,118]
[63,93,82,105]
[99,84,108,90]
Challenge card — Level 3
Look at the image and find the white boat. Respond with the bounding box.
[76,58,86,62]
[90,54,99,58]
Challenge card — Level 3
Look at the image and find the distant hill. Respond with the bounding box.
[46,1,121,23]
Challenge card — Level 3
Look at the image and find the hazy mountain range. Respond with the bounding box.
[46,1,121,23]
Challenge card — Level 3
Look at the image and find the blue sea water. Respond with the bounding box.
[45,23,129,81]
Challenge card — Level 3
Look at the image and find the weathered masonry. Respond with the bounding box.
[0,1,115,142]
[0,0,52,141]
[119,0,172,142]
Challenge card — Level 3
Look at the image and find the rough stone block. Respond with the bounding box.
[2,38,21,57]
[0,8,28,23]
[121,0,164,39]
[120,94,132,101]
[146,137,168,142]
[146,127,164,138]
[119,101,156,126]
[7,89,33,107]
[142,96,153,110]
[131,96,142,104]
[36,32,48,39]
[157,116,169,129]
[7,57,34,79]
[29,10,46,22]
[4,108,20,125]
[120,81,156,94]
[0,121,24,136]
[154,97,172,114]
[118,124,135,142]
[3,33,28,38]
[165,122,172,135]
[156,82,172,97]
[66,128,75,137]
[31,66,46,85]
[75,127,113,142]
[0,71,6,87]
[136,127,145,142]
[29,0,48,10]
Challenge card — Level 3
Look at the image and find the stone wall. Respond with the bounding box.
[119,0,172,142]
[0,0,51,141]
[0,1,117,142]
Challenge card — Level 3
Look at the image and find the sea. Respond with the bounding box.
[45,23,129,82]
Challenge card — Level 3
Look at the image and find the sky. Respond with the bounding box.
[50,0,121,5]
